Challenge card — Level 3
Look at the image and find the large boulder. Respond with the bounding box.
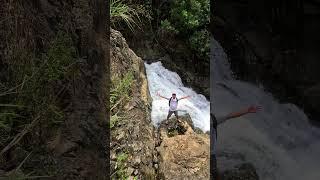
[157,115,210,180]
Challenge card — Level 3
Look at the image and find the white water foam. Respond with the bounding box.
[145,61,210,132]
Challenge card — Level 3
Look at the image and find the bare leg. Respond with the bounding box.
[174,111,181,123]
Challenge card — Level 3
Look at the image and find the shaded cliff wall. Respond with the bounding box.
[212,0,320,122]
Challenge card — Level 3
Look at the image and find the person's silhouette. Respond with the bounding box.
[211,105,261,179]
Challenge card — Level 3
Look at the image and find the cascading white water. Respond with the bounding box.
[211,37,320,180]
[145,61,210,132]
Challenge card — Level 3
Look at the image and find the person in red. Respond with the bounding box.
[156,92,191,124]
[211,105,261,179]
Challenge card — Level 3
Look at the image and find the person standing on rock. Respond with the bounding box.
[156,92,191,124]
[211,105,261,180]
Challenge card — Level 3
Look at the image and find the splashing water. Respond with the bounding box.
[145,61,210,132]
[211,37,320,180]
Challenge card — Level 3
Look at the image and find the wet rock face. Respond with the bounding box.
[156,115,210,180]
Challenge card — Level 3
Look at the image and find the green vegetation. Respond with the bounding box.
[0,31,75,134]
[189,29,210,60]
[110,0,152,32]
[44,32,77,81]
[112,152,138,179]
[110,114,119,129]
[109,71,134,130]
[159,0,210,60]
[167,129,179,137]
[110,113,126,129]
[160,19,178,34]
[109,71,136,179]
[110,71,134,111]
[0,31,77,175]
[111,152,129,179]
[3,152,51,179]
[167,0,209,34]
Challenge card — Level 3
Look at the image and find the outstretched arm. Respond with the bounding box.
[179,95,191,100]
[217,105,261,125]
[156,92,170,100]
[225,105,261,120]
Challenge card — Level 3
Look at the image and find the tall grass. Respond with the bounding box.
[110,71,134,110]
[1,152,51,179]
[110,0,152,32]
[109,71,134,129]
[0,31,76,154]
[110,152,129,179]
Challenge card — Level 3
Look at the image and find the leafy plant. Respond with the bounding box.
[159,0,210,60]
[189,29,210,60]
[160,19,178,34]
[167,0,209,34]
[110,113,125,129]
[112,152,129,179]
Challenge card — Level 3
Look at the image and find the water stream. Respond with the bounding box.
[145,61,210,132]
[211,37,320,180]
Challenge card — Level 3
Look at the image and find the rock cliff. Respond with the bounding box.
[110,29,211,179]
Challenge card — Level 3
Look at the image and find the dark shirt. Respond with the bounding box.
[210,114,229,178]
[210,114,218,179]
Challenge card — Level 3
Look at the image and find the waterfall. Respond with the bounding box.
[145,61,210,132]
[211,37,320,180]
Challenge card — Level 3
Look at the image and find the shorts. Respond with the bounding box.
[167,110,178,118]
